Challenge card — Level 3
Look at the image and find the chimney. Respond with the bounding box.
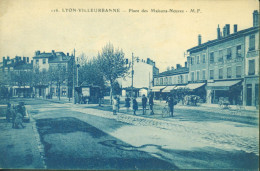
[234,24,238,33]
[253,10,259,27]
[35,50,40,56]
[52,50,55,56]
[23,57,26,62]
[176,64,181,69]
[171,66,174,70]
[226,24,230,35]
[185,62,187,68]
[27,57,29,63]
[7,56,10,61]
[217,25,221,39]
[3,57,5,66]
[223,26,226,37]
[198,34,202,45]
[67,53,69,56]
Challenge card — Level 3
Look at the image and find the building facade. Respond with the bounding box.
[0,56,33,97]
[186,10,259,106]
[33,50,74,98]
[119,58,154,97]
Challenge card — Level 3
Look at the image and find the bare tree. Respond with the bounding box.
[96,43,129,103]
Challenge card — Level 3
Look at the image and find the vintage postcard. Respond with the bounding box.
[0,0,259,170]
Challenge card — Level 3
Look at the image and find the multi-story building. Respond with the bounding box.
[32,50,74,98]
[0,56,33,97]
[119,58,154,97]
[152,63,190,100]
[186,10,259,106]
[243,10,259,107]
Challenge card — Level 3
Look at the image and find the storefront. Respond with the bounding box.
[150,86,166,100]
[244,76,259,107]
[206,80,242,105]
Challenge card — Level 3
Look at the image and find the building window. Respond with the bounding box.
[196,56,200,64]
[202,54,206,63]
[36,59,39,64]
[191,57,194,65]
[202,70,206,80]
[236,66,242,78]
[43,58,46,64]
[169,77,172,85]
[160,78,163,85]
[219,68,223,79]
[227,48,232,60]
[196,71,200,80]
[164,77,168,85]
[180,75,183,83]
[248,59,255,75]
[62,87,67,96]
[156,78,159,85]
[227,67,232,78]
[249,34,255,51]
[209,70,214,79]
[210,52,214,64]
[218,50,223,62]
[191,72,195,81]
[236,45,242,58]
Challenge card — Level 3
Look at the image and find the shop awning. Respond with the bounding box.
[151,86,166,92]
[185,83,205,90]
[173,85,187,89]
[12,86,31,88]
[162,86,176,92]
[207,80,241,90]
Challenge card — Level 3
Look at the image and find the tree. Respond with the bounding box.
[96,43,129,103]
[78,57,105,89]
[48,65,68,100]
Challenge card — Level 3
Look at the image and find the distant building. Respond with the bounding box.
[151,63,201,100]
[119,58,154,97]
[186,10,259,106]
[32,50,74,98]
[0,56,33,97]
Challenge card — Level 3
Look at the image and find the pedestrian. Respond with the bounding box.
[149,94,154,115]
[159,94,163,103]
[167,96,175,117]
[14,112,25,129]
[125,95,131,112]
[116,96,120,113]
[142,94,147,115]
[11,105,17,128]
[112,96,118,115]
[98,90,103,107]
[132,97,138,115]
[6,103,11,122]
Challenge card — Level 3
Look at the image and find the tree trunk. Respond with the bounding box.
[110,80,113,105]
[58,83,61,101]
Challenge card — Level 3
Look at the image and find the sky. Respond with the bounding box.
[0,0,258,71]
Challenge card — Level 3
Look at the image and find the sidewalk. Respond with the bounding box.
[0,117,45,169]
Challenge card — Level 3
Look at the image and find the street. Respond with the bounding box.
[0,98,259,169]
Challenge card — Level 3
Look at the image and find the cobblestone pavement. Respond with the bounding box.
[1,98,259,169]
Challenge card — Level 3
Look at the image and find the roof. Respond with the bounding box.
[187,26,259,53]
[155,67,189,77]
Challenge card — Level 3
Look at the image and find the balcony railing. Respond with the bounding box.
[247,50,259,58]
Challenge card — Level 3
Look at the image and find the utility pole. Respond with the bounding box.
[72,49,76,104]
[131,52,134,98]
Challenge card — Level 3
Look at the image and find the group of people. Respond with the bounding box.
[6,102,26,129]
[112,94,177,117]
[112,94,155,115]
